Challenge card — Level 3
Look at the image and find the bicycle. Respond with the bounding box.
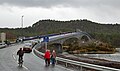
[18,58,23,67]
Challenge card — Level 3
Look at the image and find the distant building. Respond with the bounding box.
[0,33,6,43]
[0,32,17,42]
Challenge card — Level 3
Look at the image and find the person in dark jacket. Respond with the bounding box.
[44,49,51,66]
[17,48,24,63]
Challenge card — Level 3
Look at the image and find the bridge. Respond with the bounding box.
[46,31,93,53]
[49,32,92,44]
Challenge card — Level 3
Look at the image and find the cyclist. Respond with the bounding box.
[17,48,24,64]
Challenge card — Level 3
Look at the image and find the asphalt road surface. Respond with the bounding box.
[0,43,73,71]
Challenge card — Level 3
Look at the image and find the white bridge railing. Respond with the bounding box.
[34,32,120,71]
[49,32,77,42]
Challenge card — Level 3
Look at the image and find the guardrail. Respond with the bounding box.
[34,48,120,71]
[33,32,120,71]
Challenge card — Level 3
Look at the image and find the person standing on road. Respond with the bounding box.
[44,49,51,66]
[51,50,56,66]
[17,48,24,63]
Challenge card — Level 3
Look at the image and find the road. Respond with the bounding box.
[0,43,73,71]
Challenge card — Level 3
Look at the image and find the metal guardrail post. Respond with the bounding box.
[56,59,58,65]
[65,62,67,67]
[80,66,83,71]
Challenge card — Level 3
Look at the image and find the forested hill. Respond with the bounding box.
[0,19,120,47]
[32,19,120,34]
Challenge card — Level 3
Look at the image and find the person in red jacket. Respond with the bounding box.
[44,49,51,66]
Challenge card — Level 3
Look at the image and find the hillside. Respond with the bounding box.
[32,19,120,34]
[0,19,120,47]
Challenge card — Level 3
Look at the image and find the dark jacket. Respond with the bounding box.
[17,50,24,56]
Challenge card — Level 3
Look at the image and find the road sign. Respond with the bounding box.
[43,36,49,42]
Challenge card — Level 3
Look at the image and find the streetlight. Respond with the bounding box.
[21,15,24,28]
[21,15,24,41]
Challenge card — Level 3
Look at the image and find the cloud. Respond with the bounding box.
[0,0,120,28]
[0,0,120,8]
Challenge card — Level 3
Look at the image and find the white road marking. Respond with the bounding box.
[12,54,16,60]
[23,65,29,70]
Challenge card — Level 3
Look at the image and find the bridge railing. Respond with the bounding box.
[49,32,77,42]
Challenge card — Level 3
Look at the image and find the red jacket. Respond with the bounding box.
[44,51,50,59]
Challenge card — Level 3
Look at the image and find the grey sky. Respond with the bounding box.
[0,0,120,8]
[0,0,120,28]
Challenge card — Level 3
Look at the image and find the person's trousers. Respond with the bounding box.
[51,58,56,64]
[45,58,50,65]
[18,56,23,62]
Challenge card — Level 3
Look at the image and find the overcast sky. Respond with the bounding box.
[0,0,120,28]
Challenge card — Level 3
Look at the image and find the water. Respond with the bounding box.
[79,48,120,62]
